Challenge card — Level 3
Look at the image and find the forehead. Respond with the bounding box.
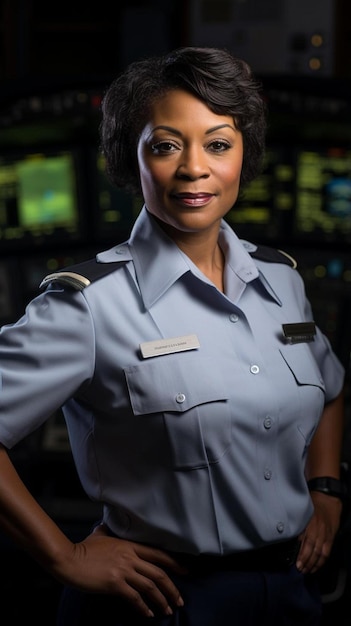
[148,89,234,127]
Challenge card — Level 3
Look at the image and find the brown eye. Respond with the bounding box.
[208,140,231,153]
[151,141,177,154]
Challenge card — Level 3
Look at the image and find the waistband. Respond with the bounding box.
[173,538,301,573]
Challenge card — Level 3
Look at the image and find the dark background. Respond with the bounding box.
[0,1,351,623]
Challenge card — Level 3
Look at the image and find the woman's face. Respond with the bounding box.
[137,89,243,236]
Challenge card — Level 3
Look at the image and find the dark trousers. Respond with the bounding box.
[56,565,322,626]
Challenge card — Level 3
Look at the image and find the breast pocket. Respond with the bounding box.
[124,356,230,470]
[279,344,326,443]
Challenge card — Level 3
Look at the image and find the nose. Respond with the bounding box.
[176,146,210,180]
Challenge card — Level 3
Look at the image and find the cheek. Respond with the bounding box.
[137,150,157,192]
[139,160,169,190]
[139,171,168,207]
[139,165,157,195]
[220,162,242,188]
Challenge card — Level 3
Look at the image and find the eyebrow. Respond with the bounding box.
[152,123,236,136]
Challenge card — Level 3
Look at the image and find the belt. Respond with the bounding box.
[174,538,301,573]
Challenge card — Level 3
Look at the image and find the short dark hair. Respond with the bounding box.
[100,46,267,195]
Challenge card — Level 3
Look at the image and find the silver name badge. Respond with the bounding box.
[140,334,200,358]
[282,322,316,344]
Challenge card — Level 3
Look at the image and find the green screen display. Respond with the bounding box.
[0,150,81,245]
[17,154,77,227]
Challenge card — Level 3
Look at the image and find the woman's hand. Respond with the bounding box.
[296,492,343,573]
[0,446,184,619]
[54,523,186,619]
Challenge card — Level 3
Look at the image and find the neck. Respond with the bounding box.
[159,221,225,292]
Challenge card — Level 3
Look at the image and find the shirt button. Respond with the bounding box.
[176,393,186,404]
[264,469,272,480]
[250,364,260,374]
[229,313,239,323]
[264,416,272,429]
[276,522,285,533]
[115,247,125,255]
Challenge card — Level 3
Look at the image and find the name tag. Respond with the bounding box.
[282,322,316,344]
[140,334,200,358]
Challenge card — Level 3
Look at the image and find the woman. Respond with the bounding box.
[0,47,345,625]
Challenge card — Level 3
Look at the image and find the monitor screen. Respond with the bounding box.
[93,151,142,242]
[293,145,351,243]
[226,145,295,243]
[0,148,84,249]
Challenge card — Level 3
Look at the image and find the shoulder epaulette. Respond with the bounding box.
[249,245,297,269]
[39,259,121,291]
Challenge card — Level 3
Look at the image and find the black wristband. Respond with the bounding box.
[307,476,347,501]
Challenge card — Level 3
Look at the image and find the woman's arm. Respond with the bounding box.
[305,389,345,481]
[297,389,345,573]
[0,443,184,618]
[0,443,72,567]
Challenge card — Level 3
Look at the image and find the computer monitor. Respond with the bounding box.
[0,147,85,250]
[92,151,142,242]
[226,144,295,243]
[293,144,351,243]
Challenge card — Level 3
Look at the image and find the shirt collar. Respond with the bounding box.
[97,206,281,308]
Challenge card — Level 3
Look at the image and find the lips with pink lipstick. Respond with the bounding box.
[173,192,214,207]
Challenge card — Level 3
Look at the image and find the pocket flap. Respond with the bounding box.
[125,356,228,415]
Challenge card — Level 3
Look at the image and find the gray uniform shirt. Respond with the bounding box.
[0,207,345,555]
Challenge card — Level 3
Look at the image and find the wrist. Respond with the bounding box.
[307,476,348,501]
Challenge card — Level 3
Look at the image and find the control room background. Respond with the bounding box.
[0,0,351,624]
